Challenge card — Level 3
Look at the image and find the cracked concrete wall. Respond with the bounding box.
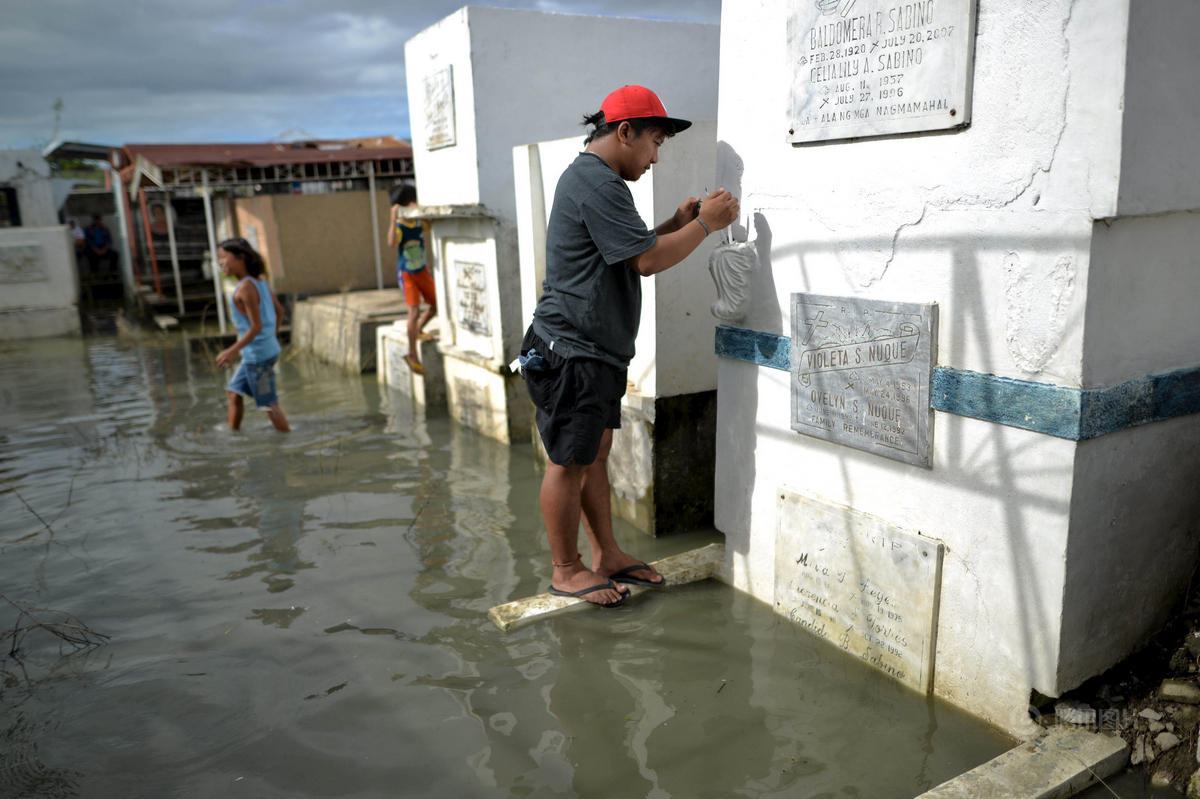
[714,0,1130,735]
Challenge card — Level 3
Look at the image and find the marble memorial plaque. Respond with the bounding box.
[0,243,46,283]
[454,260,490,336]
[791,293,936,467]
[424,66,457,150]
[775,490,944,693]
[787,0,977,144]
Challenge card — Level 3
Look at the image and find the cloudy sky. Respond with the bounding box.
[1,0,721,150]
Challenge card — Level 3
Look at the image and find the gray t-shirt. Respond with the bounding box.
[531,152,656,367]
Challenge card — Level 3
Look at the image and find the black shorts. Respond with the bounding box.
[521,328,626,466]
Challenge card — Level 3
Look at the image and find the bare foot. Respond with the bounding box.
[550,564,629,606]
[594,552,665,587]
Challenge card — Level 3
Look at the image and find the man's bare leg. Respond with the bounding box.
[227,391,244,430]
[541,457,627,605]
[581,429,664,585]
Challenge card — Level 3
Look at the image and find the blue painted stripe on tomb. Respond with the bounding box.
[713,325,1200,440]
[930,368,1083,439]
[1079,367,1200,439]
[714,325,791,371]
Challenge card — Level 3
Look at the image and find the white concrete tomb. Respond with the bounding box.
[714,0,1200,735]
[405,6,719,445]
[0,150,81,339]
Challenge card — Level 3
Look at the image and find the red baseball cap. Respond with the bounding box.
[599,85,692,133]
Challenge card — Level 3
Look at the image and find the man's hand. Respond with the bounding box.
[215,346,238,368]
[672,197,701,231]
[698,189,739,233]
[631,188,744,277]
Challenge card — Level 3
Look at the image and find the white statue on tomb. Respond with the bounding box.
[708,237,758,322]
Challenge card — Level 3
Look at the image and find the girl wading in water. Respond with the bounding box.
[215,237,290,432]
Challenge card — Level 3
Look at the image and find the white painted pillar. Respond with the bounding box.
[162,193,185,316]
[201,171,227,333]
[367,160,383,290]
[111,168,136,300]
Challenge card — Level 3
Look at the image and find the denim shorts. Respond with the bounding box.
[227,356,279,408]
[521,328,625,466]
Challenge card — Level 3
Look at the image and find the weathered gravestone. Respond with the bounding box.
[776,490,945,693]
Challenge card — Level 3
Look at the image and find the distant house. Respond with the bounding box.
[105,137,414,328]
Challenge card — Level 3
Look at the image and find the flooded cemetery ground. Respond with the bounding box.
[0,334,1012,797]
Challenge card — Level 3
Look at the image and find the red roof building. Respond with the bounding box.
[100,137,415,330]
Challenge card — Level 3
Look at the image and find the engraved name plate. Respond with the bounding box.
[790,292,937,467]
[788,0,977,144]
[0,243,47,284]
[776,490,944,693]
[424,65,457,150]
[454,260,490,336]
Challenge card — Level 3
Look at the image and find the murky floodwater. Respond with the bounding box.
[0,334,1013,798]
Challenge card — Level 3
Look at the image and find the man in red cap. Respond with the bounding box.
[520,85,739,607]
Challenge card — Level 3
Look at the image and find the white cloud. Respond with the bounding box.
[0,0,720,148]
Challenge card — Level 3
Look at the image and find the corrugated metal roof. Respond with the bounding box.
[42,140,115,161]
[114,138,413,169]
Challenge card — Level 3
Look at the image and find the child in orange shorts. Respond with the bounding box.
[387,183,437,374]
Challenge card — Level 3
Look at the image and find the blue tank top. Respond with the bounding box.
[396,219,427,274]
[229,277,281,363]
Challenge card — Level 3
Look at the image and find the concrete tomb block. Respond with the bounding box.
[291,290,407,373]
[775,490,944,693]
[790,292,937,467]
[376,321,446,408]
[787,0,977,144]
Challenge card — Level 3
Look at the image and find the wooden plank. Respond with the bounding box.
[488,543,725,632]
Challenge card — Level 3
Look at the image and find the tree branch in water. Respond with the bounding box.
[1,595,110,662]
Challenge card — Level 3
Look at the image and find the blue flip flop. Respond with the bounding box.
[609,561,667,588]
[547,578,628,608]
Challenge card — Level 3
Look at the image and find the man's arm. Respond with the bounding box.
[387,206,398,249]
[629,189,739,277]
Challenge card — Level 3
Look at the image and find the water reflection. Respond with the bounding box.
[548,601,774,797]
[230,455,311,597]
[0,336,1011,798]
